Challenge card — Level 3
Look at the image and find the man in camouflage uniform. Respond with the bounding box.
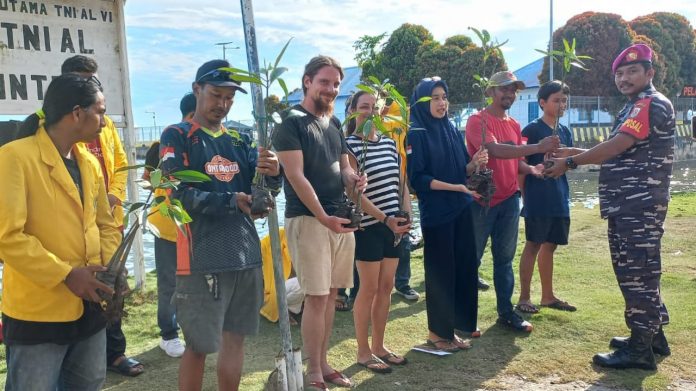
[544,43,674,370]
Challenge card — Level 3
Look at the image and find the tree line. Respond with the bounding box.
[355,12,696,105]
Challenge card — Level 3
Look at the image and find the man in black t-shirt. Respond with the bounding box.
[274,55,365,389]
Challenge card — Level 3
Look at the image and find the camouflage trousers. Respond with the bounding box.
[607,209,670,333]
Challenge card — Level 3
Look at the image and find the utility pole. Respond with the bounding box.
[549,0,554,81]
[215,41,239,61]
[145,110,156,128]
[240,1,301,390]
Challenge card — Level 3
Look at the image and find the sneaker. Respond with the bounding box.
[159,338,185,358]
[497,312,533,333]
[477,277,490,291]
[395,286,420,301]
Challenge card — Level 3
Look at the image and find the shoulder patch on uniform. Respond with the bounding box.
[618,97,651,140]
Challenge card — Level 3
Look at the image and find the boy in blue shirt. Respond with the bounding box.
[516,80,577,314]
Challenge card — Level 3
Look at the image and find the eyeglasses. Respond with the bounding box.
[84,75,102,87]
[196,68,235,84]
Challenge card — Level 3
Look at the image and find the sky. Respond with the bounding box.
[122,0,696,129]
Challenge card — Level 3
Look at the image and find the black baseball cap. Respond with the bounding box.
[195,59,248,93]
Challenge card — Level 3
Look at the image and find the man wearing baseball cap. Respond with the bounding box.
[545,43,674,370]
[159,59,280,389]
[465,71,560,334]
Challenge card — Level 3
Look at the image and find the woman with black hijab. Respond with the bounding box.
[406,77,487,352]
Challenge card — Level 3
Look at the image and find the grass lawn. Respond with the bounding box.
[2,193,695,390]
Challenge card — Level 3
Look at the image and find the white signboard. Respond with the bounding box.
[0,0,124,116]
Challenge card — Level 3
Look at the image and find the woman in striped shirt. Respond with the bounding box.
[346,91,412,374]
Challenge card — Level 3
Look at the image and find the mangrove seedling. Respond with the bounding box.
[466,27,508,211]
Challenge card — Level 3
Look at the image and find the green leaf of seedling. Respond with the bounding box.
[150,169,162,188]
[570,61,589,71]
[273,38,293,71]
[535,48,550,56]
[473,74,483,82]
[485,96,493,106]
[399,107,408,123]
[373,118,389,135]
[153,195,166,205]
[368,75,382,86]
[469,27,484,42]
[123,212,129,228]
[158,202,171,217]
[416,96,432,103]
[230,74,263,85]
[356,84,375,94]
[483,29,491,43]
[127,202,146,215]
[218,66,253,76]
[116,163,148,173]
[157,181,177,190]
[563,38,571,52]
[171,170,211,183]
[278,78,289,103]
[341,112,361,128]
[269,67,288,84]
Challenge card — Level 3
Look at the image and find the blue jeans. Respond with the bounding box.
[5,328,106,391]
[471,193,520,316]
[155,237,180,340]
[395,240,412,290]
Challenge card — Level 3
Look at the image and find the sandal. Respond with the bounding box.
[456,329,481,339]
[426,339,460,353]
[323,370,352,387]
[516,301,540,314]
[335,296,352,312]
[108,356,144,377]
[357,355,392,374]
[540,299,577,312]
[306,381,329,391]
[377,352,408,366]
[452,335,473,350]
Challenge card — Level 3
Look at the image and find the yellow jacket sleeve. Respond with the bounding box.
[0,146,72,288]
[104,116,128,203]
[95,165,122,265]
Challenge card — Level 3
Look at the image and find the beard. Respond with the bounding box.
[312,94,335,116]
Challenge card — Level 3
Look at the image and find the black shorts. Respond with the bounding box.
[354,222,405,261]
[524,216,570,245]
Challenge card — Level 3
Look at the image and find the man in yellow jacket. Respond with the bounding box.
[0,74,121,390]
[61,55,140,376]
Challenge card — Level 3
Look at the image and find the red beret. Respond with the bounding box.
[612,44,653,73]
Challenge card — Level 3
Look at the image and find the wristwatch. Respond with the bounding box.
[565,157,577,170]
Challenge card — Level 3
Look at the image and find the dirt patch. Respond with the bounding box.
[479,375,696,390]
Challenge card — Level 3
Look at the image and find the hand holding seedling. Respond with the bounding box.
[256,147,280,176]
[66,264,112,303]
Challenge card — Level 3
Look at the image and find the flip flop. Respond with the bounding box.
[452,336,473,350]
[377,352,408,366]
[335,296,352,312]
[540,299,577,312]
[108,357,144,377]
[322,370,353,387]
[516,302,540,314]
[357,356,392,374]
[426,339,460,353]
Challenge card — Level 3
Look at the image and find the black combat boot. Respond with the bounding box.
[610,327,671,356]
[593,329,657,370]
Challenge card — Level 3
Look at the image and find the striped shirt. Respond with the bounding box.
[346,134,401,226]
